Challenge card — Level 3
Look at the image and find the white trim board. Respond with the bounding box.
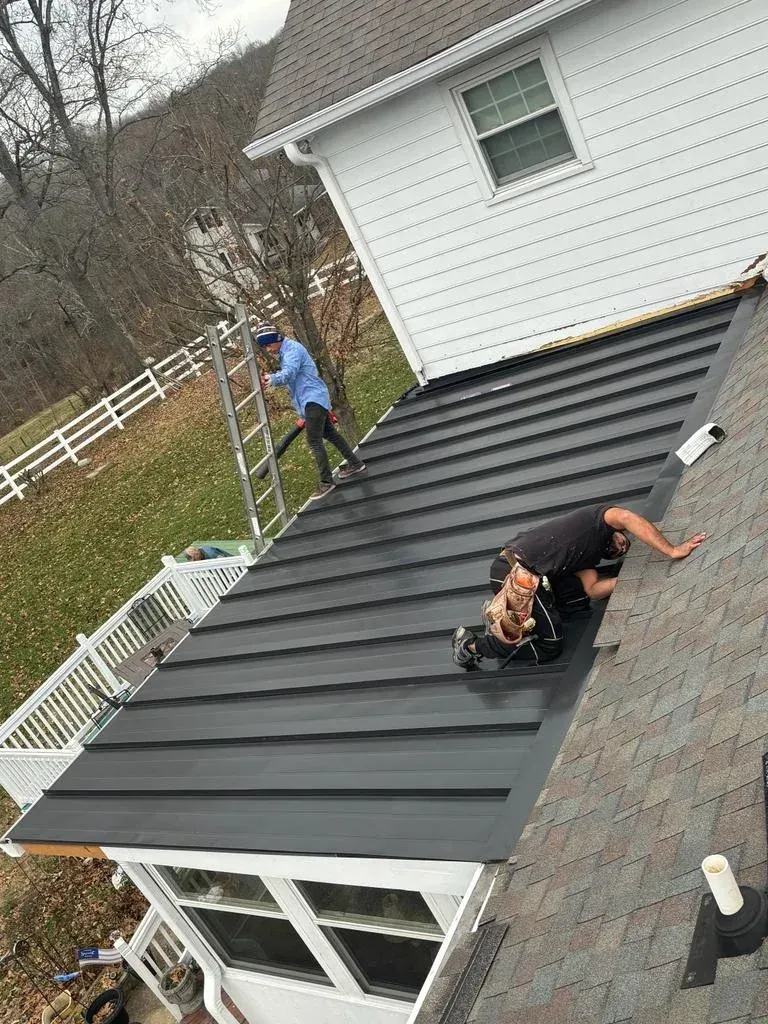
[103,846,480,895]
[244,0,601,160]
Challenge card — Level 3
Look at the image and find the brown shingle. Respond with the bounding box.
[252,0,548,141]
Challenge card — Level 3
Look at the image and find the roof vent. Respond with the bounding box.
[676,422,726,466]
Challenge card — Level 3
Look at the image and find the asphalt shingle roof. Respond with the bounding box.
[10,296,750,862]
[253,0,548,141]
[411,288,768,1024]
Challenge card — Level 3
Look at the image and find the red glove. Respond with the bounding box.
[296,412,336,428]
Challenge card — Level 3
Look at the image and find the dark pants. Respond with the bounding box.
[304,402,361,485]
[474,555,564,664]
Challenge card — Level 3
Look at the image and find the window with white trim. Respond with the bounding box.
[157,866,330,984]
[296,880,443,998]
[446,38,591,201]
[155,866,452,1001]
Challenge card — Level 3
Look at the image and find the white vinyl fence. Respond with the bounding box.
[0,252,364,506]
[0,551,251,809]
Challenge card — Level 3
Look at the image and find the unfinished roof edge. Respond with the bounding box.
[7,294,751,862]
[244,0,597,160]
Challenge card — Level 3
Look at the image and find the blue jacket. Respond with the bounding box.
[268,338,331,416]
[200,545,231,559]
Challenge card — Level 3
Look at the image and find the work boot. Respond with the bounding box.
[309,482,336,500]
[451,626,481,670]
[338,462,366,479]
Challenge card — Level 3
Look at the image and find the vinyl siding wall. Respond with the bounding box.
[223,971,410,1024]
[313,0,768,379]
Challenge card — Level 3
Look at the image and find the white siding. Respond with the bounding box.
[223,971,409,1024]
[314,0,768,378]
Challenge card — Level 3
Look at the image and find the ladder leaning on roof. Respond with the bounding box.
[207,304,289,553]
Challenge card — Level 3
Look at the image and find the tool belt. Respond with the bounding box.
[483,549,541,647]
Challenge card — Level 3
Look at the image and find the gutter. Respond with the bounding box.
[284,140,428,385]
[244,0,599,160]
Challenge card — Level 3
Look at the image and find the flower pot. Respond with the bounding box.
[84,988,129,1024]
[159,963,204,1015]
[41,991,76,1024]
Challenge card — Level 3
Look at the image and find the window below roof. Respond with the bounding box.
[158,865,279,912]
[296,880,441,935]
[321,926,440,998]
[183,906,331,983]
[152,863,457,1002]
[444,36,592,204]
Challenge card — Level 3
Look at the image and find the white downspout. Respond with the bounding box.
[283,140,428,386]
[119,861,241,1024]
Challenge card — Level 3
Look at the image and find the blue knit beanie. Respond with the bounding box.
[256,323,283,347]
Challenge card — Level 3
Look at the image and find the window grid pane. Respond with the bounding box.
[297,880,441,935]
[183,906,330,983]
[482,109,574,184]
[158,866,280,912]
[462,59,553,135]
[323,926,440,999]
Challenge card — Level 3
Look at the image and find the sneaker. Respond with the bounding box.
[309,482,336,500]
[451,626,481,670]
[338,462,366,480]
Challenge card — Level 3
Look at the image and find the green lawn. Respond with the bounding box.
[0,393,85,465]
[0,314,414,719]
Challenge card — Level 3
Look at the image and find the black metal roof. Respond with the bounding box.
[11,296,750,862]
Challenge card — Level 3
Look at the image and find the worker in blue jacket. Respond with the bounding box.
[256,323,365,500]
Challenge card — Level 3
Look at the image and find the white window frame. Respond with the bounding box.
[148,862,455,1006]
[443,35,592,205]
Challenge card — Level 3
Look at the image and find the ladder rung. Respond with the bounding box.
[242,423,265,445]
[249,454,272,476]
[235,391,258,412]
[256,487,274,507]
[229,357,247,374]
[265,511,287,532]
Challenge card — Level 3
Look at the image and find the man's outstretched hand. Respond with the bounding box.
[671,532,708,559]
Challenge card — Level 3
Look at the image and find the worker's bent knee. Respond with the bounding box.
[535,637,564,662]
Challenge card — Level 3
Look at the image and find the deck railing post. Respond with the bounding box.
[161,556,208,620]
[75,633,122,693]
[112,932,183,1021]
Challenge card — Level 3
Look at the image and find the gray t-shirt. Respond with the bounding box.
[505,503,613,578]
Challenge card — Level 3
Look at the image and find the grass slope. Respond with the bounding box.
[0,394,85,464]
[0,315,414,1020]
[0,314,413,718]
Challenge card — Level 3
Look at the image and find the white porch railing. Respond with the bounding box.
[0,551,251,809]
[114,907,186,1021]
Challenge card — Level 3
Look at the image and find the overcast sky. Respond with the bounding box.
[159,0,290,74]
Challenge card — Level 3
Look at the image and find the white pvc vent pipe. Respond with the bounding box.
[702,854,744,915]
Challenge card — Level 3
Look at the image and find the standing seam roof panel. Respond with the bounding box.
[9,296,751,862]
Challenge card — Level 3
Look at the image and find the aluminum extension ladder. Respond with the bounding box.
[206,304,289,553]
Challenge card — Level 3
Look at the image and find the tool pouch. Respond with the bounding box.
[484,552,540,646]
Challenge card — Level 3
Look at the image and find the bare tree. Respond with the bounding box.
[154,56,368,440]
[0,29,373,444]
[0,0,174,375]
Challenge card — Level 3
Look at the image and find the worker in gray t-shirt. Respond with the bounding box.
[452,504,707,670]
